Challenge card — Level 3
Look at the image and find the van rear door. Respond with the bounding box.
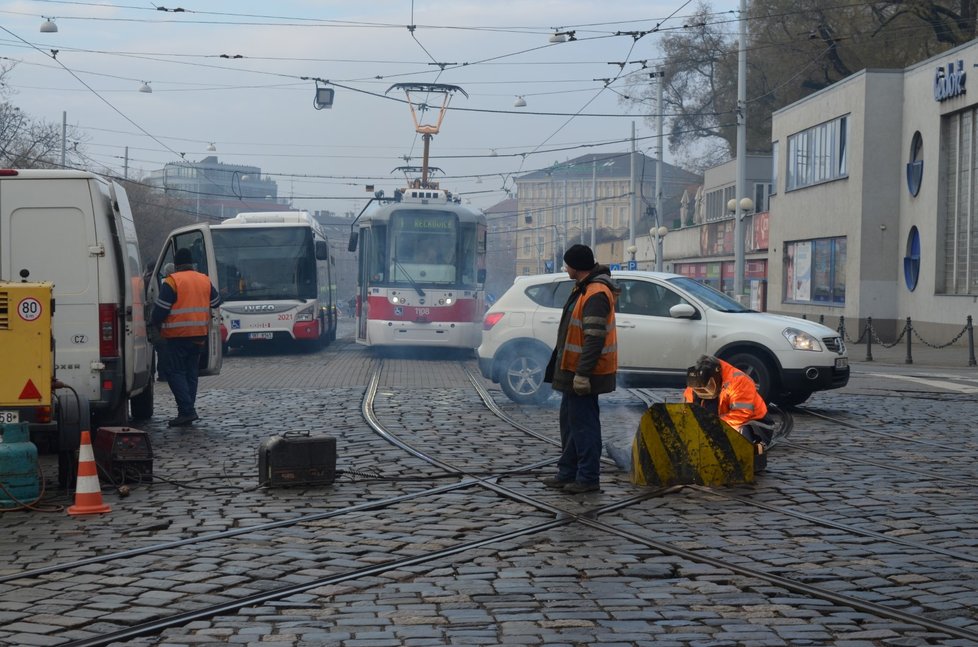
[1,177,101,400]
[148,225,223,376]
[109,181,152,393]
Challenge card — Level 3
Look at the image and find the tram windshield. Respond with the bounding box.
[377,209,478,286]
[212,227,318,301]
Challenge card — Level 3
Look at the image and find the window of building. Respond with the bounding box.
[753,182,773,212]
[783,237,846,304]
[771,141,779,195]
[522,236,531,255]
[786,115,849,190]
[940,109,978,295]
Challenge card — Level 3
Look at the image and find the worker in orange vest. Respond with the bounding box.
[151,247,221,427]
[542,244,619,494]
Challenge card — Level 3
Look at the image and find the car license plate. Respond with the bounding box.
[249,332,274,340]
[835,357,848,369]
[0,411,19,424]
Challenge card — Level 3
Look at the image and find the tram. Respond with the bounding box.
[351,187,486,348]
[349,82,485,349]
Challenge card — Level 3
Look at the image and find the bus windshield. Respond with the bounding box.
[213,227,317,301]
[388,210,458,285]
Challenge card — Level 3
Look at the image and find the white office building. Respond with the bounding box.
[770,40,978,343]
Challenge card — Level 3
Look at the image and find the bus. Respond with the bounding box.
[352,186,486,349]
[211,211,337,352]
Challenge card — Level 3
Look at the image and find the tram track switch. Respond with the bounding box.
[258,431,336,488]
[93,427,153,484]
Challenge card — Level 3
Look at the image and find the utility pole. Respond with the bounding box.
[733,0,748,299]
[590,159,597,248]
[124,146,129,179]
[60,111,66,168]
[655,68,665,272]
[629,122,638,261]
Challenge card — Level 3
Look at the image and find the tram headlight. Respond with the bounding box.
[444,297,454,305]
[295,304,316,321]
[391,295,401,304]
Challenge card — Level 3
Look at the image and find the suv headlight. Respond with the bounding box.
[783,327,822,351]
[295,304,316,322]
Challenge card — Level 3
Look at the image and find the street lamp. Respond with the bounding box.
[728,197,754,298]
[626,245,637,265]
[650,226,668,271]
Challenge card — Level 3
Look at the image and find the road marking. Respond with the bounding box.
[862,372,978,393]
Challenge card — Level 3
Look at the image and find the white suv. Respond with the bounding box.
[477,271,849,405]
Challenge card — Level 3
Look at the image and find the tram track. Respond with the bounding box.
[6,355,978,646]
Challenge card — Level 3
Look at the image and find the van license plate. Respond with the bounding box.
[249,332,274,340]
[835,357,848,369]
[0,411,18,424]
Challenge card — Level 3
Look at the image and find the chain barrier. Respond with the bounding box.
[831,314,976,365]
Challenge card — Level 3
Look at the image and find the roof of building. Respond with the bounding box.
[516,152,702,184]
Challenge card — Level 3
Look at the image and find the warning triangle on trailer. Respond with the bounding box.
[19,379,42,400]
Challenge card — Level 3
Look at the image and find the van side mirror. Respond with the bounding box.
[315,240,329,260]
[347,231,358,252]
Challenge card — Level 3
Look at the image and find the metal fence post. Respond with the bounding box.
[838,315,845,338]
[904,317,913,364]
[968,315,977,367]
[819,314,825,325]
[865,316,873,362]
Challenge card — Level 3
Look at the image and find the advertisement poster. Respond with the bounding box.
[753,212,769,251]
[792,241,812,301]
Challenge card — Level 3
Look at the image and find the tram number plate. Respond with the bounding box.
[249,332,274,340]
[835,357,848,369]
[0,411,18,424]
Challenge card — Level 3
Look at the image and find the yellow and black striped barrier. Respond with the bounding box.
[630,403,757,487]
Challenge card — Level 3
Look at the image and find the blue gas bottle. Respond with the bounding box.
[0,422,40,507]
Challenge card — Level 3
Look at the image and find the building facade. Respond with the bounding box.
[483,197,518,304]
[770,42,978,341]
[146,156,283,222]
[513,152,701,274]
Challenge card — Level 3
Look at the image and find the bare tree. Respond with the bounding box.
[122,179,199,264]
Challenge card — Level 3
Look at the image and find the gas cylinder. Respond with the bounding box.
[0,422,40,508]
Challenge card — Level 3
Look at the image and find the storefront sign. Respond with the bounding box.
[934,60,966,102]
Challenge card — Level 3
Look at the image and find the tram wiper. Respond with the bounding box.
[393,258,425,297]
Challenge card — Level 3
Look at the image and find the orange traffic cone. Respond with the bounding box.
[67,430,111,516]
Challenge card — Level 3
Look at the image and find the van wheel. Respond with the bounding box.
[130,380,154,421]
[725,352,774,402]
[498,347,552,405]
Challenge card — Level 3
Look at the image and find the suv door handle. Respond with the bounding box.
[617,321,636,328]
[540,317,560,324]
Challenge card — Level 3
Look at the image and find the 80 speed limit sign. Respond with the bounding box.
[17,297,43,322]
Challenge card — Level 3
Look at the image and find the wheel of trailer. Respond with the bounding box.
[498,345,553,405]
[725,351,774,402]
[130,379,154,421]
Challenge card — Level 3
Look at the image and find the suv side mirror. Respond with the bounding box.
[669,303,697,319]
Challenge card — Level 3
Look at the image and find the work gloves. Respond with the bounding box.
[573,374,591,395]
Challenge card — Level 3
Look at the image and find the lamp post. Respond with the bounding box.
[733,0,749,299]
[728,197,754,295]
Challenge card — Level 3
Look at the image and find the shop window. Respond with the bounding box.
[784,237,846,304]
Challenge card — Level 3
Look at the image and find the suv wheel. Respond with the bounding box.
[725,352,773,402]
[499,347,552,405]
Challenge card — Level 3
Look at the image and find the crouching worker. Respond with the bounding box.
[606,354,775,477]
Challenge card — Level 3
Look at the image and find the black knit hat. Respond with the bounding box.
[562,244,595,271]
[174,248,194,266]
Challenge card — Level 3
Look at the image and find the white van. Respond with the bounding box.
[0,171,156,477]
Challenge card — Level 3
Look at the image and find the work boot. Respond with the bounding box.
[563,481,600,494]
[540,476,573,489]
[168,414,196,427]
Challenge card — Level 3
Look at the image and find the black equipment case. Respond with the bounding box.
[258,431,336,487]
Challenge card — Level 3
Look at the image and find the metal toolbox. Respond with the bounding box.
[258,431,336,487]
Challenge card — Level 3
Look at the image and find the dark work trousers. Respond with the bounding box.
[557,391,602,485]
[165,337,204,418]
[155,339,170,380]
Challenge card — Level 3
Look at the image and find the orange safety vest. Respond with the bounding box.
[161,271,213,339]
[683,359,767,430]
[559,281,617,376]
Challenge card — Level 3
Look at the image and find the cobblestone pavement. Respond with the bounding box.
[2,320,978,646]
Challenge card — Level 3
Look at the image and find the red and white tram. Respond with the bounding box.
[351,186,486,349]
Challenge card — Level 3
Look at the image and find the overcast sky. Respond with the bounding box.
[1,0,741,213]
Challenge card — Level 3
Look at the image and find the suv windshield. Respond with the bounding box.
[666,276,752,313]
